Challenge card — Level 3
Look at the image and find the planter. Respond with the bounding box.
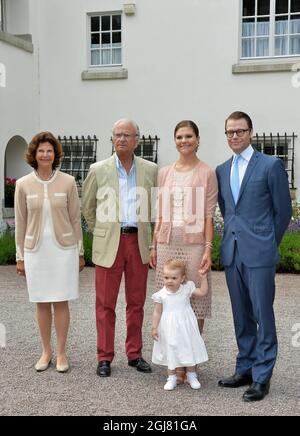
[4,196,14,208]
[290,188,297,201]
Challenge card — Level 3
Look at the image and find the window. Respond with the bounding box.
[0,0,6,32]
[58,136,98,187]
[241,0,300,58]
[89,13,122,67]
[253,132,296,188]
[134,136,159,163]
[111,135,159,163]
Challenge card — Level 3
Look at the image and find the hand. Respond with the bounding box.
[199,271,208,280]
[16,261,26,277]
[79,256,85,272]
[149,248,157,269]
[151,327,159,341]
[198,251,211,275]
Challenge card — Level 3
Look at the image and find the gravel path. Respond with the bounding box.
[0,266,299,416]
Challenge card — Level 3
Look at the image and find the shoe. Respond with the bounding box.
[56,362,69,373]
[218,373,252,388]
[97,360,111,377]
[186,372,201,390]
[243,382,270,402]
[35,358,52,372]
[56,354,69,373]
[128,357,152,373]
[164,376,177,391]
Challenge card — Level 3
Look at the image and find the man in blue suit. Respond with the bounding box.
[216,111,292,402]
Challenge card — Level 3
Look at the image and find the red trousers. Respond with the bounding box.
[95,233,149,362]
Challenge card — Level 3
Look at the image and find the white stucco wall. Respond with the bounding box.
[1,0,299,218]
[33,0,299,197]
[0,31,38,224]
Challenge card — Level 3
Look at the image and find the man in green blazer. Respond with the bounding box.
[82,119,157,377]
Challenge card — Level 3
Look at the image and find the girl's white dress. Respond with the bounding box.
[152,281,208,370]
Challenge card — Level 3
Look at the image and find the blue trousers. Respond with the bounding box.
[224,245,277,384]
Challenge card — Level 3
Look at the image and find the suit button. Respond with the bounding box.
[232,231,235,235]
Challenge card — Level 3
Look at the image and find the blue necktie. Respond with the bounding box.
[231,155,241,204]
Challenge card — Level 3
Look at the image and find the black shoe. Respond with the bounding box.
[218,373,253,388]
[243,382,270,402]
[97,360,111,377]
[128,357,152,373]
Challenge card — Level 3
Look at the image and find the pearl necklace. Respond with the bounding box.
[35,170,55,181]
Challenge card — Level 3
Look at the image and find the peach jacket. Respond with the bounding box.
[15,171,84,261]
[154,161,218,245]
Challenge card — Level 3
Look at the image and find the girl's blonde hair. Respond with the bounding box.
[164,259,186,276]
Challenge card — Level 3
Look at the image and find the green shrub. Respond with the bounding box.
[0,230,299,274]
[83,231,93,266]
[277,232,300,273]
[212,234,223,271]
[0,234,16,265]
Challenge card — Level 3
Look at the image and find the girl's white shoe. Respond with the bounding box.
[164,375,177,391]
[186,372,201,389]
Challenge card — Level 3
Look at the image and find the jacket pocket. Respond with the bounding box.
[93,228,106,237]
[253,225,273,235]
[26,194,38,210]
[62,232,73,238]
[53,192,67,208]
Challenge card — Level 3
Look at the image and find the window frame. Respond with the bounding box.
[58,136,98,187]
[87,11,123,68]
[253,132,296,188]
[0,0,6,32]
[240,0,300,59]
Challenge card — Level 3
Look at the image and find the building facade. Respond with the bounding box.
[1,0,299,228]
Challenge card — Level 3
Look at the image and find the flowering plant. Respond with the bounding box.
[288,201,300,234]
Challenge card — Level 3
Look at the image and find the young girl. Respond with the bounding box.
[151,259,208,391]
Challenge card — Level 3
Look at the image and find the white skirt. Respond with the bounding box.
[24,201,79,303]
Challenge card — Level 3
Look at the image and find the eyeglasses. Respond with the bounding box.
[113,133,138,140]
[225,129,250,138]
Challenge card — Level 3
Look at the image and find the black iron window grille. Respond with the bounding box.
[58,135,98,187]
[111,135,159,163]
[253,133,296,189]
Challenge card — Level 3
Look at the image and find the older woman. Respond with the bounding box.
[150,120,218,383]
[15,132,85,373]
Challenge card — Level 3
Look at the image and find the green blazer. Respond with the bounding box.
[82,155,157,267]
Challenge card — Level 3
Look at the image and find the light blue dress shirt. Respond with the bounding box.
[231,144,254,188]
[115,154,137,228]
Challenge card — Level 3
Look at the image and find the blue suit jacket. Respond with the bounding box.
[216,150,292,267]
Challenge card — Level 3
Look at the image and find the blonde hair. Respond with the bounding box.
[164,259,186,276]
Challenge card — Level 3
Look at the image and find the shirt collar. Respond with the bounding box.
[114,153,136,171]
[233,144,254,163]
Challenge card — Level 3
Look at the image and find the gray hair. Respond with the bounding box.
[112,119,140,138]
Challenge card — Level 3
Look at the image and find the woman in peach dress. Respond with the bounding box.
[149,120,218,383]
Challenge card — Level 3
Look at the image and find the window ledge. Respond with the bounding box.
[81,68,128,80]
[232,61,299,74]
[0,31,33,53]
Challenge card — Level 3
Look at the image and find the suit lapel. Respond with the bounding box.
[107,155,120,219]
[224,158,235,206]
[135,156,145,188]
[237,151,260,204]
[107,155,119,190]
